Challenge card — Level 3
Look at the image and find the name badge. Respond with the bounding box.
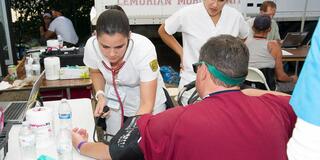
[106,86,126,110]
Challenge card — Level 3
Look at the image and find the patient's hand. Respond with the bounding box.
[72,128,88,149]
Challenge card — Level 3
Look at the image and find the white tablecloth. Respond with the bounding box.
[6,98,96,160]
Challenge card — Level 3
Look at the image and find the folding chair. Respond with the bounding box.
[177,81,199,106]
[246,67,271,91]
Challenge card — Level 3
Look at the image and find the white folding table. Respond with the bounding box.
[5,98,96,160]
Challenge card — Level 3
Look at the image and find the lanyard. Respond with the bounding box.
[102,61,126,128]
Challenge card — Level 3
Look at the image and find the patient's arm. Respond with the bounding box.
[72,128,111,160]
[72,116,143,160]
[79,142,111,160]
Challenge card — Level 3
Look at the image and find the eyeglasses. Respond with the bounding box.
[192,62,204,73]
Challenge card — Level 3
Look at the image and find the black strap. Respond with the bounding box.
[163,88,175,109]
[109,116,144,160]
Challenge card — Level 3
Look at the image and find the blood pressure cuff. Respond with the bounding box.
[109,116,144,160]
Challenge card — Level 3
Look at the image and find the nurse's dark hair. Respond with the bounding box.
[106,5,125,12]
[199,35,249,87]
[96,8,130,38]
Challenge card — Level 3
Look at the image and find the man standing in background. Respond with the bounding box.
[247,1,281,41]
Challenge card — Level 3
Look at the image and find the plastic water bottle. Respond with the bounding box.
[57,99,73,159]
[24,56,33,78]
[57,35,63,48]
[58,99,72,130]
[32,57,41,76]
[19,121,36,160]
[57,128,73,160]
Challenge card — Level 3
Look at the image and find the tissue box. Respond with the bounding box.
[59,66,89,79]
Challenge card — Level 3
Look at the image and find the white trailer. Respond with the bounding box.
[93,0,320,25]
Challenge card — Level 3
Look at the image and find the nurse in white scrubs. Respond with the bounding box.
[158,0,249,105]
[83,9,167,137]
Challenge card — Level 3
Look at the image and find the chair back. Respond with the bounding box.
[246,67,271,91]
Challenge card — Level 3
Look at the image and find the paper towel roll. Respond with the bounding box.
[46,39,59,48]
[26,107,54,148]
[26,107,52,132]
[44,57,60,80]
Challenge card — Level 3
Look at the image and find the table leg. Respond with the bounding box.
[295,61,299,75]
[66,88,71,99]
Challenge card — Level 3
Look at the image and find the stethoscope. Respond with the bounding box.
[93,37,134,128]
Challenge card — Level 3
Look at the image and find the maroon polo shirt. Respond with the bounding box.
[137,90,296,160]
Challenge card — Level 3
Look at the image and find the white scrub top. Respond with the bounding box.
[164,3,249,89]
[83,33,167,116]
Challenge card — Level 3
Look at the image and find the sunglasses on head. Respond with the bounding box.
[192,62,204,73]
[192,61,246,85]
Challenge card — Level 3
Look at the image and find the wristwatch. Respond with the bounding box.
[95,90,105,101]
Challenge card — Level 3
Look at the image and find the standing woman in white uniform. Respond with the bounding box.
[83,9,167,137]
[158,0,249,105]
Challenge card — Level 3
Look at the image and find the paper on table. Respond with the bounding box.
[0,81,12,90]
[282,50,294,56]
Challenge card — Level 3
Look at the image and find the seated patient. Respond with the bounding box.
[72,35,296,160]
[245,15,297,91]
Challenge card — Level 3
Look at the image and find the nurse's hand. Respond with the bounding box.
[95,97,106,117]
[180,63,184,71]
[100,106,111,118]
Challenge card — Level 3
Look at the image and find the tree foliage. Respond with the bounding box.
[10,0,94,45]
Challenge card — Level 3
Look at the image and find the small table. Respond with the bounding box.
[282,46,309,74]
[41,78,92,99]
[282,46,309,61]
[0,55,92,99]
[0,78,92,99]
[6,98,95,160]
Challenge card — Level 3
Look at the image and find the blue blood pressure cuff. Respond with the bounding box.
[109,116,144,160]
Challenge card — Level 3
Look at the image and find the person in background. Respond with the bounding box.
[44,3,79,46]
[90,5,125,37]
[287,19,320,160]
[72,35,296,160]
[39,12,52,45]
[83,9,167,139]
[245,15,297,91]
[158,0,249,105]
[247,1,280,41]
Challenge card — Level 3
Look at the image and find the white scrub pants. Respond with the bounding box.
[287,118,320,160]
[105,103,166,141]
